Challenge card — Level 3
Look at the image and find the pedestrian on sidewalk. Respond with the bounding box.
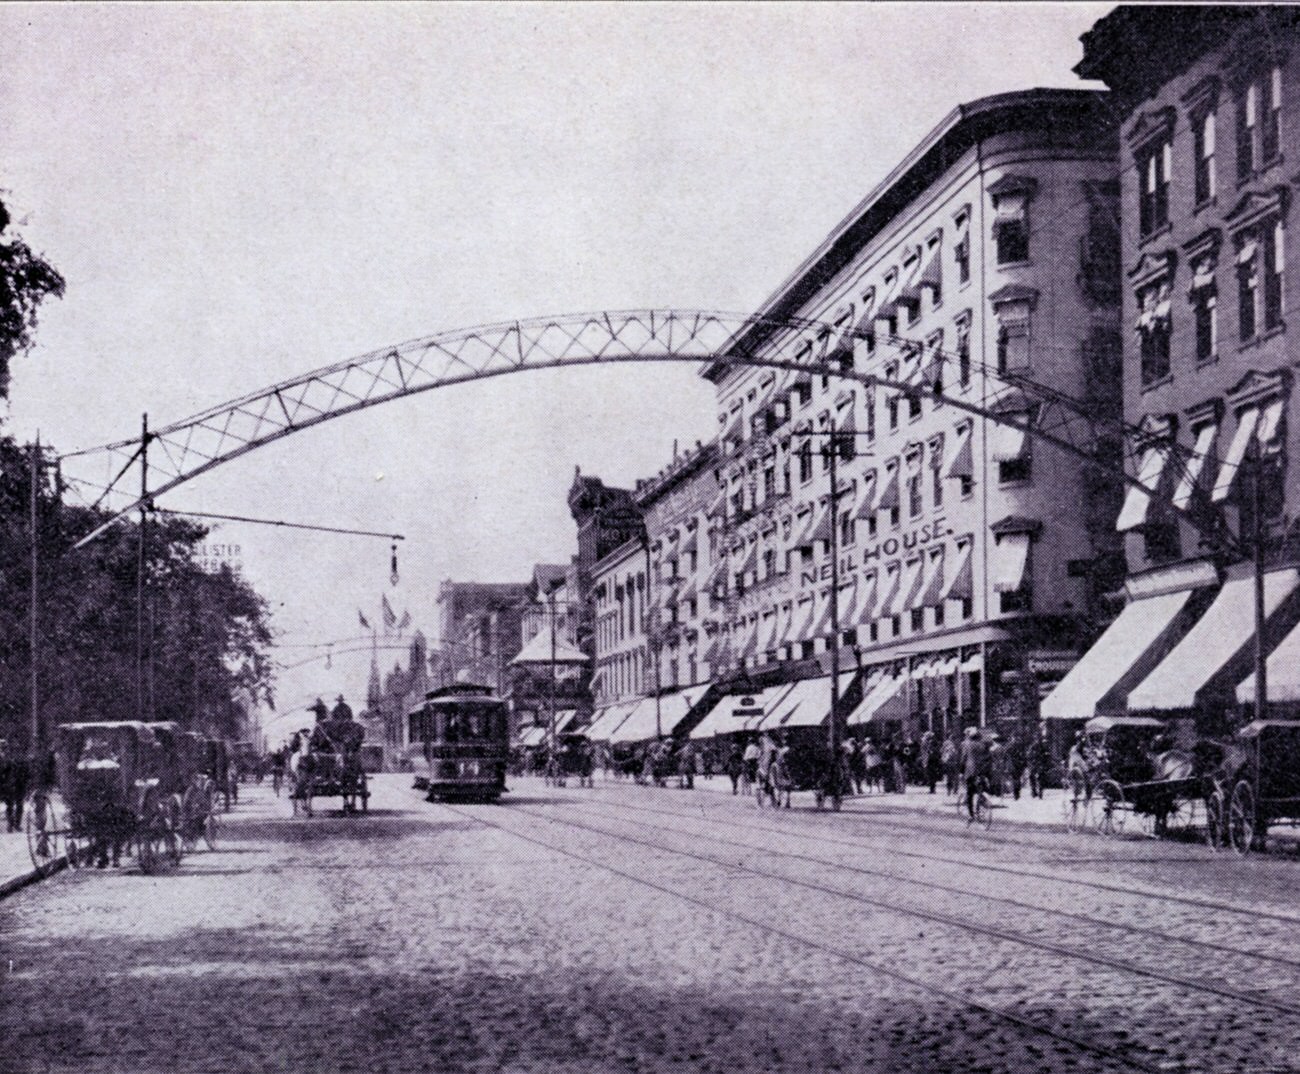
[864,738,882,794]
[922,729,941,794]
[1008,732,1027,800]
[677,739,695,790]
[942,732,960,797]
[726,742,744,795]
[742,737,759,794]
[0,741,30,833]
[961,727,991,821]
[1026,729,1047,799]
[989,733,1008,796]
[847,737,866,796]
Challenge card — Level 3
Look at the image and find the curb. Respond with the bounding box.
[0,856,67,901]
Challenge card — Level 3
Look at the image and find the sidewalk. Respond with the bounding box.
[631,773,1069,827]
[0,807,66,900]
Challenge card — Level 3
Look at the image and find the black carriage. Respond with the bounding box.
[1213,719,1300,854]
[26,722,186,873]
[1074,716,1209,838]
[153,724,219,851]
[291,717,369,817]
[410,683,509,802]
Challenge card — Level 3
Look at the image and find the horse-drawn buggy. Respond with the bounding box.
[26,721,190,873]
[153,724,219,851]
[1064,715,1213,837]
[1209,719,1300,854]
[291,718,369,817]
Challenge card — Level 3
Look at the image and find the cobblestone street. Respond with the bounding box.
[2,775,1300,1073]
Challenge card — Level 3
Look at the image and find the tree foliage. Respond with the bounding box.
[0,436,275,748]
[0,195,65,399]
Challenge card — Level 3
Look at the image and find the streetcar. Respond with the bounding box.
[407,683,509,801]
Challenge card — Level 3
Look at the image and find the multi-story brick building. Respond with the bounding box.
[1046,7,1300,733]
[435,580,529,698]
[699,88,1122,740]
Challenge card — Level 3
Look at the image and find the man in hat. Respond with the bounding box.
[961,727,991,821]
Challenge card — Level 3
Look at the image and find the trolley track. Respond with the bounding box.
[420,792,1169,1074]
[494,798,1300,1018]
[535,792,1300,973]
[576,785,1300,927]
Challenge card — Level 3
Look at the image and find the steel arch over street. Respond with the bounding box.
[58,308,1237,553]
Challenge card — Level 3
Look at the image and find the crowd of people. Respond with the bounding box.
[513,722,1052,815]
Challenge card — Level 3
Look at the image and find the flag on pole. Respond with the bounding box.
[358,610,371,631]
[381,594,397,632]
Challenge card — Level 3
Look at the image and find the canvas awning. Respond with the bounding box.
[690,682,794,739]
[511,626,589,666]
[990,417,1029,462]
[916,548,946,607]
[1239,612,1300,704]
[890,558,924,616]
[1115,442,1173,532]
[1172,422,1218,511]
[1129,568,1300,710]
[941,422,973,480]
[1210,407,1260,503]
[762,673,855,729]
[847,671,907,725]
[875,564,902,619]
[1041,588,1200,719]
[942,539,973,601]
[787,597,816,643]
[853,472,879,520]
[991,533,1031,593]
[873,461,901,511]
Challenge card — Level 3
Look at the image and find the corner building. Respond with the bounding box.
[1046,8,1300,734]
[703,89,1122,739]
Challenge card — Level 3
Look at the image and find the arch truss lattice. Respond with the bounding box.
[58,308,1237,554]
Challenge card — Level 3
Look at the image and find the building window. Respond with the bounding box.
[798,441,813,483]
[998,456,1031,484]
[763,549,776,578]
[907,470,922,518]
[931,451,944,509]
[1238,237,1260,341]
[1264,219,1285,331]
[763,465,775,499]
[1138,138,1171,237]
[1136,278,1172,385]
[1238,66,1283,180]
[907,389,922,421]
[933,602,945,628]
[864,389,876,443]
[866,514,878,538]
[885,365,900,430]
[910,608,924,632]
[1190,255,1217,364]
[954,213,971,284]
[996,322,1028,375]
[840,511,854,547]
[995,217,1028,265]
[1194,109,1217,204]
[960,475,974,498]
[956,316,971,386]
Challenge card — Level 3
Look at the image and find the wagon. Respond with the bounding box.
[291,720,370,816]
[26,722,185,873]
[1082,716,1208,838]
[1213,719,1300,854]
[153,724,219,851]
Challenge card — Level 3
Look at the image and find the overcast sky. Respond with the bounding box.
[0,1,1110,733]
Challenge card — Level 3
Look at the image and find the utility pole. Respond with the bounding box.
[137,413,149,723]
[1253,437,1268,723]
[826,420,843,811]
[29,437,40,754]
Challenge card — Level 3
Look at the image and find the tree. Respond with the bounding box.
[0,194,65,400]
[0,436,276,747]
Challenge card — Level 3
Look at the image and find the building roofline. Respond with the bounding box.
[704,87,1113,379]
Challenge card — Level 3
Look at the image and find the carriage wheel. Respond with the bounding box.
[1064,770,1090,832]
[1205,790,1226,850]
[25,792,64,869]
[164,795,183,868]
[1229,781,1256,855]
[1096,780,1126,837]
